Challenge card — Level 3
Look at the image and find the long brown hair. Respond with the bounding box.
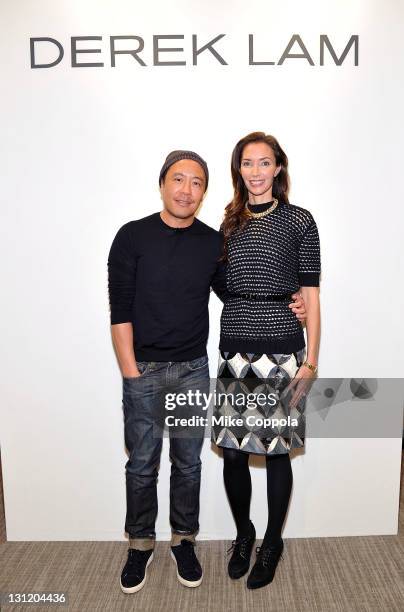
[221,132,290,260]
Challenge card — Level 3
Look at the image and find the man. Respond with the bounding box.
[107,150,306,593]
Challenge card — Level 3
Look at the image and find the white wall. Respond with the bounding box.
[1,0,403,540]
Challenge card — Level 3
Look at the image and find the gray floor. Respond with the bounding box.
[0,456,403,611]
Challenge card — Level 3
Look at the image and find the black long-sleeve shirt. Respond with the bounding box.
[108,212,228,361]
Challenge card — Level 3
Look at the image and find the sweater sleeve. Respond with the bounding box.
[210,229,231,303]
[298,217,321,287]
[107,223,137,324]
[211,260,230,303]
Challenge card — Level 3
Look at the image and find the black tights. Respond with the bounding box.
[222,448,293,547]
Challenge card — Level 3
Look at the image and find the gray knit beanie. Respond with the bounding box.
[159,150,209,191]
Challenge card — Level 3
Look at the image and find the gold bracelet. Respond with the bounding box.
[303,361,318,374]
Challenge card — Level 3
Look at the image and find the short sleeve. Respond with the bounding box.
[298,218,321,286]
[107,223,137,324]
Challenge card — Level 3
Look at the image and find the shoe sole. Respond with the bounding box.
[170,551,203,587]
[120,552,154,594]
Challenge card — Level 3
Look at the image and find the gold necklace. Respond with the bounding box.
[245,198,278,219]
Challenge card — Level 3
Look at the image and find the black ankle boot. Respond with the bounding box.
[227,522,256,579]
[246,538,284,589]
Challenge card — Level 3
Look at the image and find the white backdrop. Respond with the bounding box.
[1,0,403,540]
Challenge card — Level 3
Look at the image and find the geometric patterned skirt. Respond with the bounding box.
[211,349,306,456]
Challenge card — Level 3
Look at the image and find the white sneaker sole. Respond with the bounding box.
[170,551,203,587]
[120,552,154,594]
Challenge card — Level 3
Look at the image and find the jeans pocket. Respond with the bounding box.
[123,362,150,385]
[137,361,150,375]
[186,355,209,371]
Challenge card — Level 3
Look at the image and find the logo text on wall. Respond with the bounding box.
[29,34,359,68]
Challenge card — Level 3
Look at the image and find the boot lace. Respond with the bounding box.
[227,536,252,560]
[255,544,283,568]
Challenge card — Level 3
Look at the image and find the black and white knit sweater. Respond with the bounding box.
[219,200,321,355]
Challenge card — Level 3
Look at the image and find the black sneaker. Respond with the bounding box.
[120,548,154,593]
[227,521,256,579]
[246,539,284,590]
[170,539,203,587]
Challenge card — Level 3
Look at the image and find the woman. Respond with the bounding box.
[212,132,321,589]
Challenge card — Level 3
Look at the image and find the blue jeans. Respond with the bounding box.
[122,355,209,547]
